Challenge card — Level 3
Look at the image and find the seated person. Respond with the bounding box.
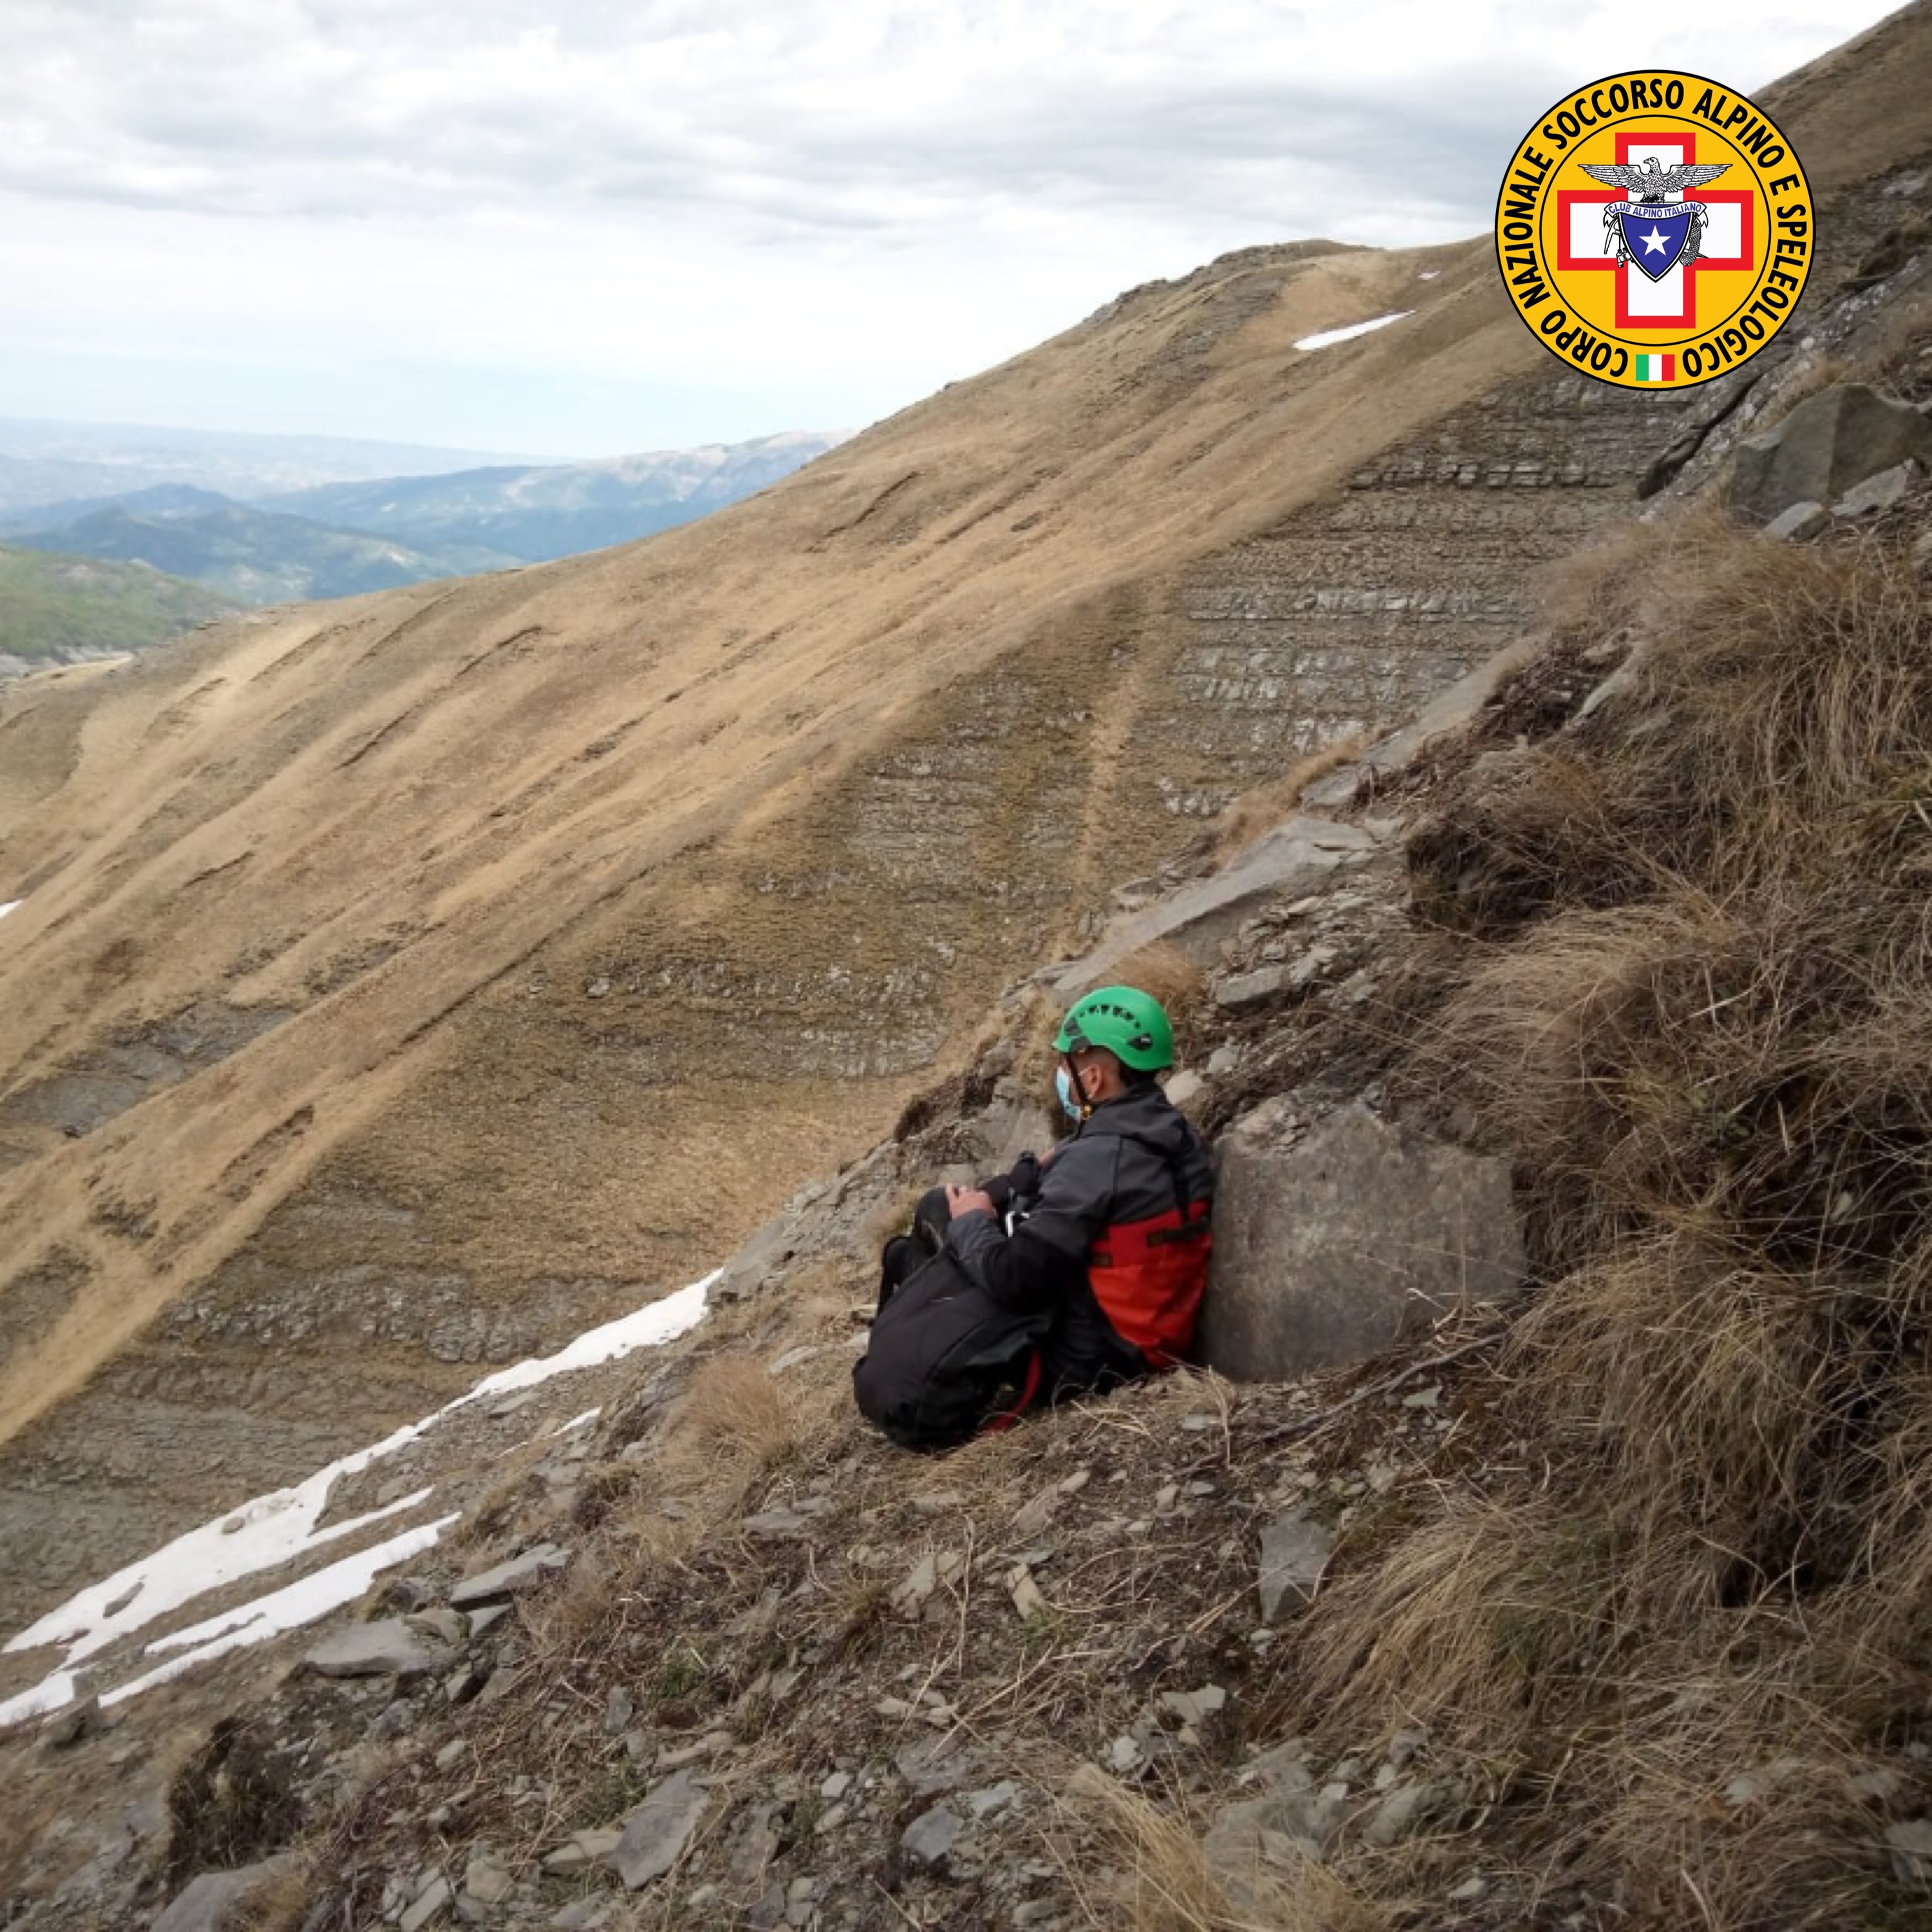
[857,985,1213,1447]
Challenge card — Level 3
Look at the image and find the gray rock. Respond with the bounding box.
[1216,965,1291,1011]
[304,1617,451,1680]
[609,1768,708,1889]
[549,1902,615,1931]
[1760,499,1828,542]
[1159,1685,1228,1725]
[1834,460,1918,518]
[1204,1752,1340,1900]
[965,1780,1021,1818]
[969,1086,1056,1175]
[542,1828,622,1874]
[712,1209,797,1303]
[1258,1513,1335,1622]
[150,1857,300,1932]
[1729,383,1932,524]
[1200,1101,1524,1380]
[901,1804,965,1868]
[1303,641,1542,810]
[1286,943,1339,987]
[1363,1781,1439,1846]
[408,1607,468,1648]
[1207,1045,1241,1077]
[1886,1817,1932,1883]
[895,1733,983,1797]
[1052,816,1377,996]
[462,1846,513,1906]
[41,1693,102,1748]
[399,1873,452,1932]
[449,1544,568,1607]
[741,1500,830,1539]
[1164,1070,1206,1110]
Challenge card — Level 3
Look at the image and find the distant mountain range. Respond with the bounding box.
[0,429,851,609]
[0,417,546,516]
[0,544,238,674]
[1,487,500,605]
[263,431,851,564]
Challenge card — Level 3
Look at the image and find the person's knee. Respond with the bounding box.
[913,1185,952,1253]
[880,1234,923,1291]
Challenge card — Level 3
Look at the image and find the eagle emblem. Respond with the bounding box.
[1578,158,1732,279]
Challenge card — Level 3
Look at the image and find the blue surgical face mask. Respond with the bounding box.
[1056,1065,1083,1121]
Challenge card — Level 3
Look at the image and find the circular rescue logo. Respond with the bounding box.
[1496,73,1812,390]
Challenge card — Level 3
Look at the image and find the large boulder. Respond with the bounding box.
[1728,383,1932,524]
[1200,1100,1524,1380]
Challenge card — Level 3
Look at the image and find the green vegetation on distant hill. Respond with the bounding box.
[0,544,238,666]
[6,495,507,605]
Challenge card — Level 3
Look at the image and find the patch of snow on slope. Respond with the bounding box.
[108,1514,461,1707]
[1294,311,1414,352]
[0,901,20,922]
[0,1269,717,1727]
[451,1272,713,1408]
[0,1672,77,1729]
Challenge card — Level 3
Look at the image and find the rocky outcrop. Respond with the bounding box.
[1728,382,1932,524]
[1200,1099,1525,1380]
[1050,815,1376,996]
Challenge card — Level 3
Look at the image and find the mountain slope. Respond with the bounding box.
[0,546,238,671]
[265,430,853,564]
[0,0,1926,1643]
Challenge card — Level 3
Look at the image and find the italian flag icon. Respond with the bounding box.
[1634,353,1676,383]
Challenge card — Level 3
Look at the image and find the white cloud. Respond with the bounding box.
[0,3,1893,451]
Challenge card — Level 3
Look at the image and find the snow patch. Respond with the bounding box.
[0,1671,78,1732]
[0,1269,717,1727]
[1418,270,1442,281]
[448,1272,713,1410]
[0,901,20,922]
[1294,311,1413,352]
[108,1513,460,1707]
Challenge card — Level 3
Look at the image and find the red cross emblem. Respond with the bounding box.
[1557,131,1755,329]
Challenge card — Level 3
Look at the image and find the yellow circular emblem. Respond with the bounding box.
[1495,71,1813,390]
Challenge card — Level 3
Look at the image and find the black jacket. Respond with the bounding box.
[945,1083,1213,1397]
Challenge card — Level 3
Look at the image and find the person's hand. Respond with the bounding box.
[946,1184,998,1220]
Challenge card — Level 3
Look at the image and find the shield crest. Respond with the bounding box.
[1615,203,1696,281]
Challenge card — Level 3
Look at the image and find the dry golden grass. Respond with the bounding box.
[1307,522,1932,1922]
[232,1861,312,1932]
[1298,1493,1607,1745]
[1214,734,1368,857]
[1110,940,1208,1019]
[1053,1765,1387,1932]
[655,1350,849,1525]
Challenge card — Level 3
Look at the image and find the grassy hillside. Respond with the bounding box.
[0,0,1924,1721]
[0,544,236,664]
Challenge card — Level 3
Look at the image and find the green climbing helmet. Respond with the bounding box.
[1054,985,1175,1072]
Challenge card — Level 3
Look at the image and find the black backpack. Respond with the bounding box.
[851,1247,1051,1452]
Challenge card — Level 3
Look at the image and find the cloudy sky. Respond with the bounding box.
[0,1,1899,457]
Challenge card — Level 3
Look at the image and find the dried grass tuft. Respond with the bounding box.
[1306,524,1932,1921]
[1052,1764,1385,1932]
[1214,734,1368,857]
[232,1860,312,1932]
